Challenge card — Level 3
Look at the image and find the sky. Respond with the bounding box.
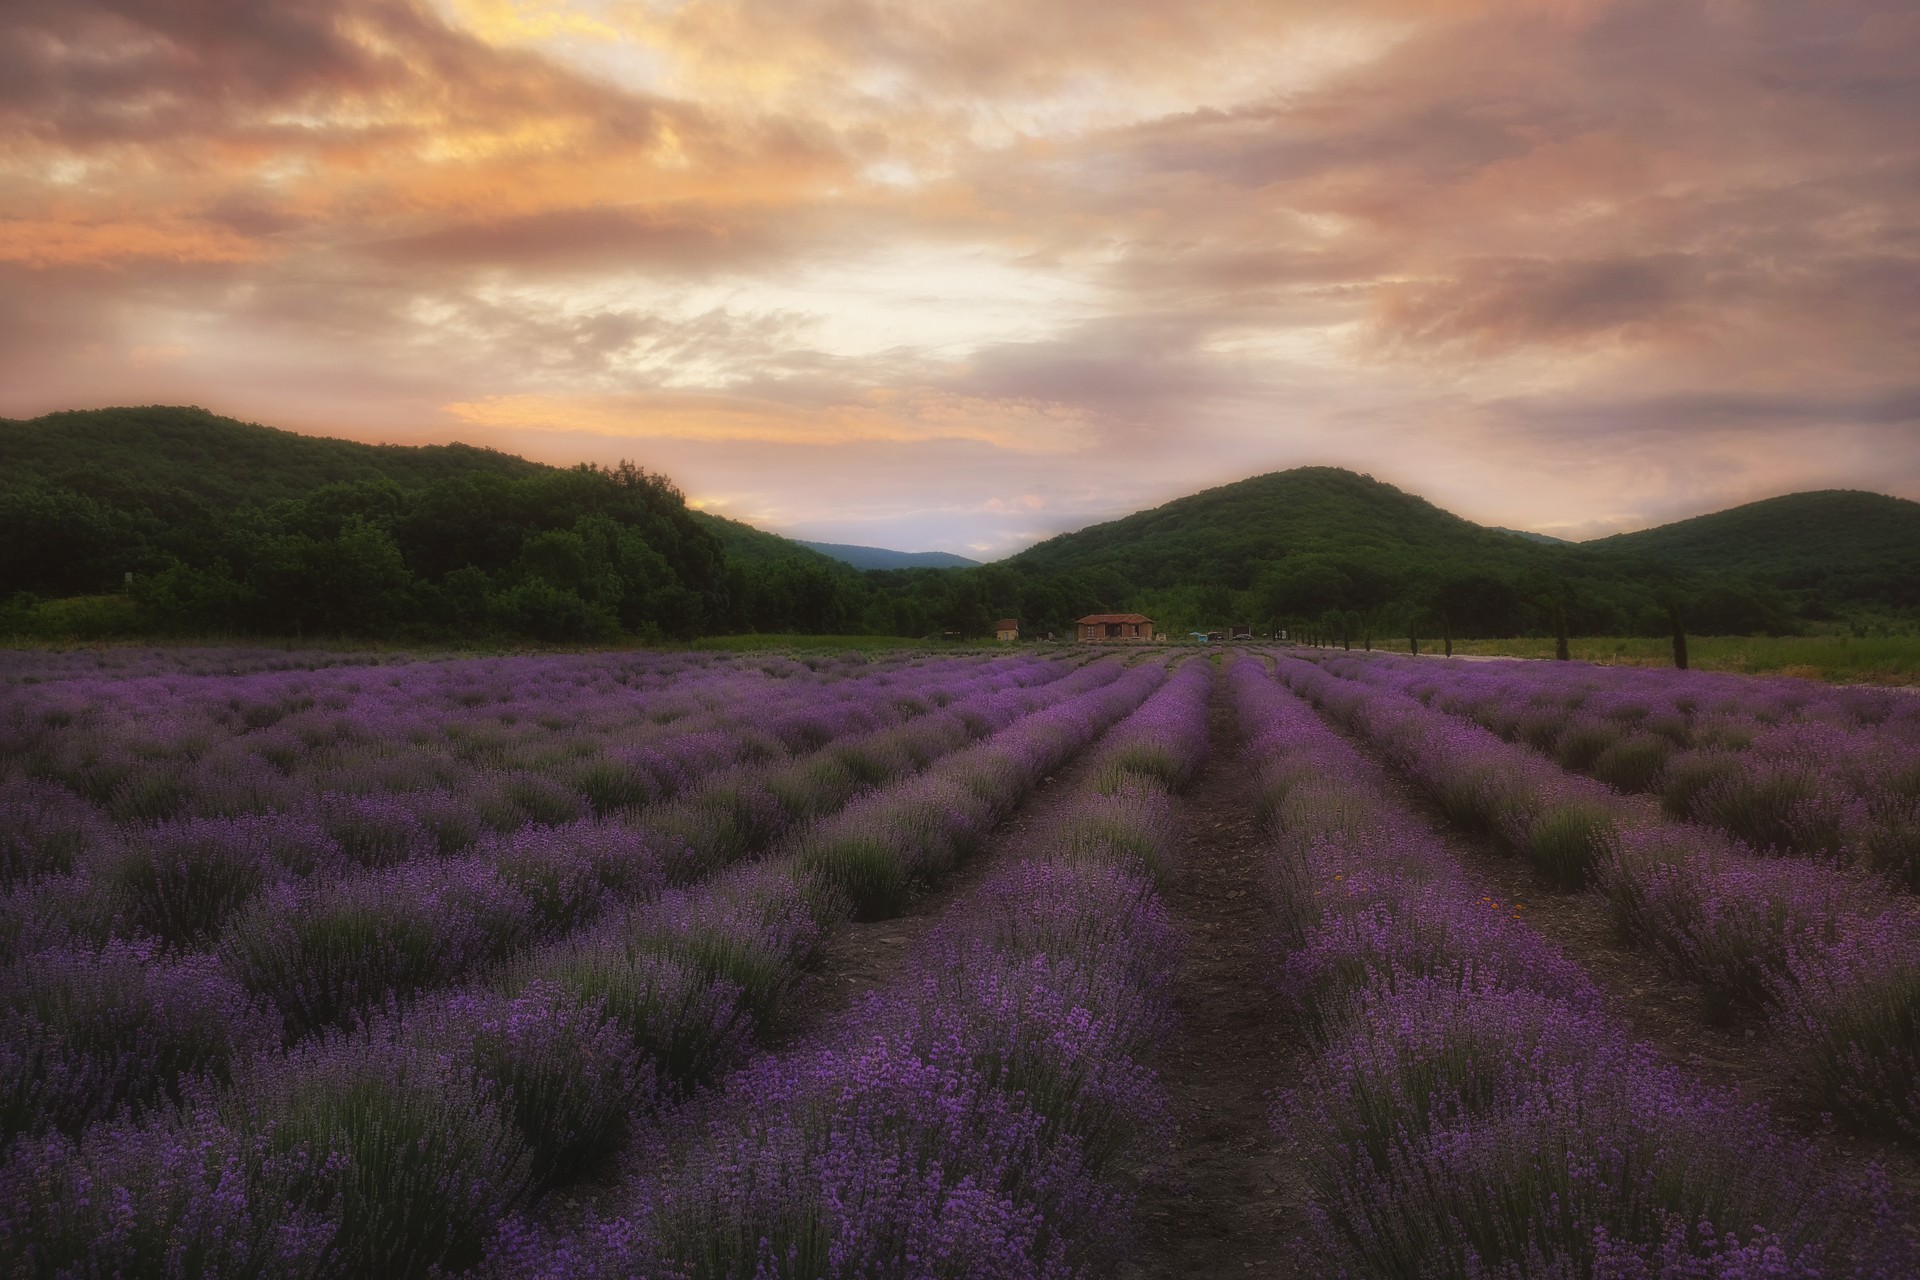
[4,0,1917,557]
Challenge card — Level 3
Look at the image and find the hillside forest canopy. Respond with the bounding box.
[3,407,1916,645]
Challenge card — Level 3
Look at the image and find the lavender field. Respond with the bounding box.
[2,645,1916,1278]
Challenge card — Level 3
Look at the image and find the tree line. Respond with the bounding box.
[0,461,1813,645]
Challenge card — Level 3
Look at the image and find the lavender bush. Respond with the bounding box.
[1231,657,1913,1276]
[1286,651,1920,1138]
[219,858,533,1035]
[3,942,275,1143]
[0,1110,334,1279]
[226,1030,534,1279]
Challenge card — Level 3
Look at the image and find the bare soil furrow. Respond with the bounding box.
[783,739,1116,1034]
[1124,674,1311,1279]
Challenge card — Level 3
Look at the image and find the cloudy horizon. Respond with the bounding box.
[5,0,1916,557]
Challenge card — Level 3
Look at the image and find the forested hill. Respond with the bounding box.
[1588,490,1920,616]
[1000,467,1909,636]
[0,405,870,642]
[1011,468,1554,585]
[2,405,545,502]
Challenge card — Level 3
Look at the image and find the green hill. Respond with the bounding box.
[0,405,863,641]
[1011,468,1556,585]
[0,404,838,566]
[999,467,1833,637]
[0,405,543,506]
[1588,490,1920,615]
[4,406,1913,644]
[689,511,843,569]
[1002,468,1582,635]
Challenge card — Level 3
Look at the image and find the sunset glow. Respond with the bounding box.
[5,0,1917,554]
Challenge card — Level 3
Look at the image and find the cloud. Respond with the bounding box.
[440,386,1094,451]
[3,0,1919,553]
[1374,255,1696,351]
[361,204,798,274]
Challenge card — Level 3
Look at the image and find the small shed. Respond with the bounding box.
[1076,613,1153,643]
[1229,623,1252,640]
[995,618,1020,642]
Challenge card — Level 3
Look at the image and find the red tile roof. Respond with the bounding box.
[994,619,1019,630]
[1076,613,1153,624]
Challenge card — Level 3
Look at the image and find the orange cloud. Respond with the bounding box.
[441,387,1093,452]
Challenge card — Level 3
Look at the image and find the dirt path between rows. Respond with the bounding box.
[786,691,1157,1036]
[1123,675,1312,1279]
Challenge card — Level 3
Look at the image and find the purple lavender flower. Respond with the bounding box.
[225,1027,534,1278]
[0,1109,335,1279]
[3,941,275,1142]
[219,857,533,1036]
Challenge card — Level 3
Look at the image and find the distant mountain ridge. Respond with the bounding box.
[1491,526,1570,545]
[797,541,980,570]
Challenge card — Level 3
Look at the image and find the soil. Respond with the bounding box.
[1121,674,1313,1279]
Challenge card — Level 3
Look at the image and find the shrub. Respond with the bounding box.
[408,983,648,1193]
[0,779,104,888]
[598,1037,1114,1280]
[1290,981,1857,1279]
[1043,787,1180,883]
[509,934,750,1094]
[231,1033,532,1279]
[1591,731,1674,794]
[314,793,434,868]
[1776,921,1920,1142]
[94,816,303,947]
[220,860,531,1036]
[1603,827,1855,1019]
[795,777,990,919]
[2,943,275,1142]
[1660,751,1745,821]
[1553,718,1620,773]
[1694,763,1847,857]
[0,1113,333,1279]
[1525,800,1618,890]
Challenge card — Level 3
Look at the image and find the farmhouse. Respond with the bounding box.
[1076,612,1153,643]
[995,618,1020,642]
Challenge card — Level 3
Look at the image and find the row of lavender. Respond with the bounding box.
[0,651,1094,965]
[1331,651,1920,888]
[510,658,1216,1277]
[0,644,437,685]
[0,652,1121,1152]
[0,648,1041,866]
[1230,657,1913,1277]
[0,653,1167,1277]
[0,649,1096,1153]
[1274,654,1920,1146]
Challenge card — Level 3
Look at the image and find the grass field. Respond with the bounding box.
[1443,633,1920,685]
